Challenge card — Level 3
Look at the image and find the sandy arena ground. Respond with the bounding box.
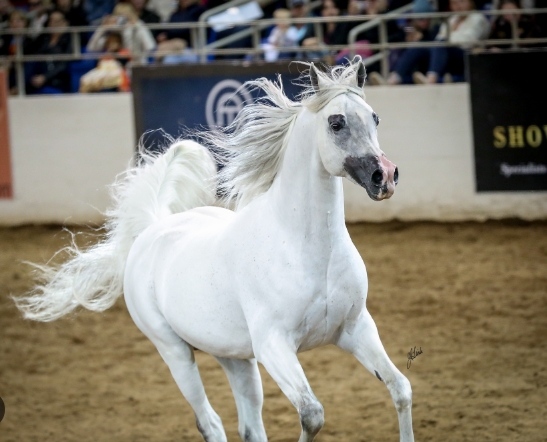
[0,221,546,441]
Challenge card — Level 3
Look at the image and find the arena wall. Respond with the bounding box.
[0,85,545,225]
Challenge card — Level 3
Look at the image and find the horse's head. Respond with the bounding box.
[311,62,398,201]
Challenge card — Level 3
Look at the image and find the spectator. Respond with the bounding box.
[413,0,489,83]
[80,30,130,92]
[0,9,34,95]
[301,0,351,48]
[0,0,13,29]
[147,0,177,22]
[345,0,401,44]
[0,8,33,56]
[54,0,88,26]
[27,0,50,36]
[84,0,116,24]
[157,0,205,47]
[263,8,299,61]
[26,10,73,93]
[288,0,313,45]
[129,0,160,25]
[489,0,542,46]
[368,0,438,84]
[87,3,156,58]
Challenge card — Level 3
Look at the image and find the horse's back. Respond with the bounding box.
[124,206,254,359]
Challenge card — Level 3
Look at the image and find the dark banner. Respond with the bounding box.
[132,63,304,150]
[469,50,547,192]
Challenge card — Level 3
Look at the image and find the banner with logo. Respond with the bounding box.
[469,50,547,192]
[0,68,13,199]
[132,63,302,151]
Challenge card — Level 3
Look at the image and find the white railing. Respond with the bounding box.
[1,7,546,95]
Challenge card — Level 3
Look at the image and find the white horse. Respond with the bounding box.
[15,59,413,442]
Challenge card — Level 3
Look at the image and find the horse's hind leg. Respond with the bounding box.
[216,357,267,442]
[337,310,414,442]
[126,297,226,441]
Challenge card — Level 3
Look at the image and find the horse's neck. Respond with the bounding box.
[266,109,345,237]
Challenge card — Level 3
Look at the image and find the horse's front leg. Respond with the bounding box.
[253,334,324,442]
[337,309,414,442]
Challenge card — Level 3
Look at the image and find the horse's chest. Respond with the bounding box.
[287,260,367,351]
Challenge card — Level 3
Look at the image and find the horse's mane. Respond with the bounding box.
[199,57,367,209]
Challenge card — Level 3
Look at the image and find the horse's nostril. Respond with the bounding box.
[394,167,399,185]
[371,169,383,186]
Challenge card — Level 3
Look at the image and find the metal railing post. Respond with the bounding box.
[190,27,198,52]
[15,37,25,96]
[252,24,261,60]
[314,22,324,50]
[199,23,208,63]
[510,12,519,48]
[72,29,81,57]
[379,19,389,78]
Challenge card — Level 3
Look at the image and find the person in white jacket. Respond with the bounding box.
[87,3,156,62]
[414,0,490,83]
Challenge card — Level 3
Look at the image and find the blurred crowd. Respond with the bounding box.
[0,0,546,94]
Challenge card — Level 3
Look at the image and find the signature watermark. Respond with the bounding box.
[407,346,423,369]
[0,395,4,422]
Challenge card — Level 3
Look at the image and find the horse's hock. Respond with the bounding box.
[1,220,546,441]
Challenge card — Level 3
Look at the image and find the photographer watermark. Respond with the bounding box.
[0,395,5,422]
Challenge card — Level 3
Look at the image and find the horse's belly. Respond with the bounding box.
[160,278,254,359]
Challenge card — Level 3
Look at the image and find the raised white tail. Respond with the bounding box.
[14,140,217,322]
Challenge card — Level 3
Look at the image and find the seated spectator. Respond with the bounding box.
[129,0,160,25]
[0,9,34,94]
[155,37,199,63]
[288,0,313,45]
[157,0,205,47]
[80,31,130,92]
[0,0,13,30]
[54,0,88,26]
[489,0,542,46]
[413,0,489,83]
[1,9,32,57]
[263,8,299,61]
[345,0,391,44]
[301,0,350,49]
[27,0,50,36]
[83,0,116,24]
[26,10,72,93]
[146,0,177,22]
[369,0,438,84]
[87,3,156,59]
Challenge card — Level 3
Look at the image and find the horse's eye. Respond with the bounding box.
[373,113,380,126]
[328,115,346,132]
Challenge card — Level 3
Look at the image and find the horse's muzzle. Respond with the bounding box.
[344,154,398,201]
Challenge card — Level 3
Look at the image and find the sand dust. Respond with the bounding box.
[0,221,546,441]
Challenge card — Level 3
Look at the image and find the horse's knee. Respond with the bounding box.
[390,376,412,412]
[300,400,324,436]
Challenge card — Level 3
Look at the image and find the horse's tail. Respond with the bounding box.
[14,140,217,322]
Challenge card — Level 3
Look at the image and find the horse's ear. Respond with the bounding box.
[310,64,320,93]
[356,61,366,89]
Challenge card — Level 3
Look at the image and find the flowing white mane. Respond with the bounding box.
[200,57,367,209]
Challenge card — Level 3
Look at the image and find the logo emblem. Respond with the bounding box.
[205,79,252,128]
